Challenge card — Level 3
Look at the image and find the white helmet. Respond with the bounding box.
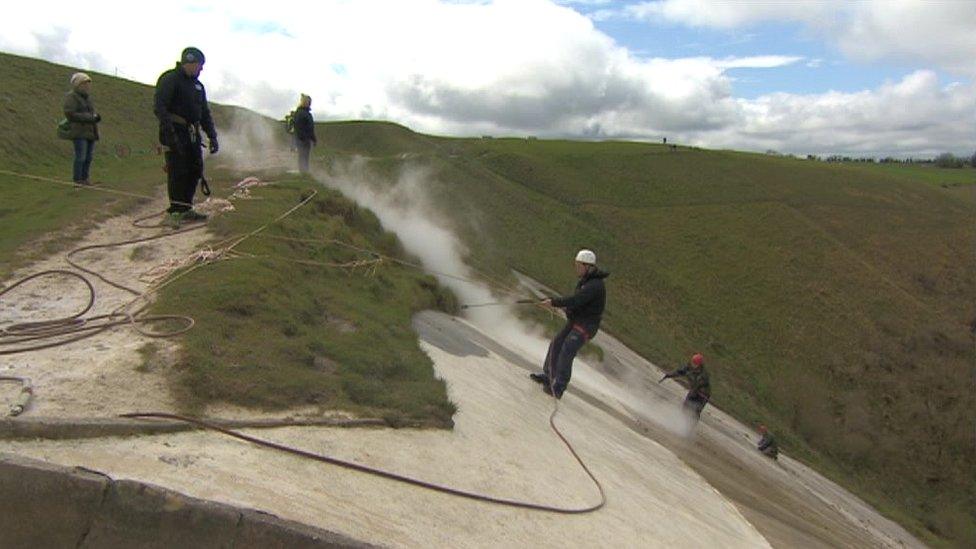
[575,249,596,265]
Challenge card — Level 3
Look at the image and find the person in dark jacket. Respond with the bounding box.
[153,47,218,228]
[757,424,779,460]
[293,94,317,174]
[529,249,609,399]
[660,353,711,423]
[62,72,100,186]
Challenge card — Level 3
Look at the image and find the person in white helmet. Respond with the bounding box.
[530,249,609,399]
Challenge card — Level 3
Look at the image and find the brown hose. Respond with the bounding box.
[122,410,606,515]
[1,206,210,355]
[0,218,204,354]
[0,271,195,354]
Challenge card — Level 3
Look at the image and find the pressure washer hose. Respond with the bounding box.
[122,409,606,514]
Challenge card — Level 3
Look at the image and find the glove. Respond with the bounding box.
[93,113,102,123]
[208,137,219,154]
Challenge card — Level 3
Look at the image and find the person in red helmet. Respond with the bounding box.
[757,424,779,460]
[660,353,711,422]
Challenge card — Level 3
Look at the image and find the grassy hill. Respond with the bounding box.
[317,129,975,546]
[0,52,456,426]
[2,51,973,546]
[0,52,264,274]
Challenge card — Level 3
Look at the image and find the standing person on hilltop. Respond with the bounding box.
[61,72,101,186]
[660,353,711,424]
[154,47,218,228]
[293,94,317,174]
[529,249,609,399]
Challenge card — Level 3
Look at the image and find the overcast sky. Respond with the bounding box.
[2,0,973,157]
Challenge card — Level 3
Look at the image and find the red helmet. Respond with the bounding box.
[691,353,704,366]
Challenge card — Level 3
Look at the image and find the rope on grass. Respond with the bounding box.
[0,179,316,355]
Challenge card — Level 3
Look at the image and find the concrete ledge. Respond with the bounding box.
[0,453,109,547]
[0,453,377,548]
[238,509,376,549]
[83,479,242,548]
[0,416,391,440]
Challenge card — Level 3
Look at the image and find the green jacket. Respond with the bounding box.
[664,363,711,399]
[62,90,99,140]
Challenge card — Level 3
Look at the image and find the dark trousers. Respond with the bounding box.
[72,138,95,182]
[297,140,312,174]
[542,324,588,393]
[164,127,203,213]
[683,393,708,422]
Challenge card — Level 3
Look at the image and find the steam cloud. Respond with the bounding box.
[211,119,692,436]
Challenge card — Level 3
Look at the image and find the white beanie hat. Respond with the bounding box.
[70,72,92,88]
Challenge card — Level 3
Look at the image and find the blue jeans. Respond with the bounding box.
[72,139,95,182]
[542,324,588,394]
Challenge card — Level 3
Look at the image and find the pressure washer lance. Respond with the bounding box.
[460,298,543,310]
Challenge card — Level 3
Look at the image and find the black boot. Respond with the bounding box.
[529,372,549,385]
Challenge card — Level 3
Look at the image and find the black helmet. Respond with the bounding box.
[181,47,205,64]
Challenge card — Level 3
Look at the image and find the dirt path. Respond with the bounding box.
[0,198,211,417]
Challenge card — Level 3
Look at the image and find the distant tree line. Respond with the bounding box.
[793,151,976,168]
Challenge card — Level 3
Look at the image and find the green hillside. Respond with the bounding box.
[0,51,264,274]
[318,129,975,546]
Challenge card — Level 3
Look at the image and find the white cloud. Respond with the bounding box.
[713,56,803,69]
[707,71,976,157]
[0,0,971,157]
[623,0,835,28]
[622,0,976,77]
[556,0,614,5]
